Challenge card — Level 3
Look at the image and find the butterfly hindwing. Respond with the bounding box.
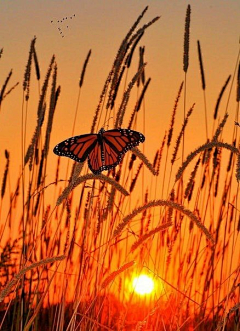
[87,140,104,174]
[88,135,120,174]
[87,129,145,174]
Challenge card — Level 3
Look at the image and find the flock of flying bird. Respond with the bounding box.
[51,14,76,38]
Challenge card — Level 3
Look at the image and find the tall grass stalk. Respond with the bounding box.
[197,40,208,139]
[182,4,191,166]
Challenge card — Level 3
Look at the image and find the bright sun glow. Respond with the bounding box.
[133,275,154,295]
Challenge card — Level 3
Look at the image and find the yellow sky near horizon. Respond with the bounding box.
[0,0,239,187]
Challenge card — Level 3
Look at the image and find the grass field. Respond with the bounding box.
[0,5,239,331]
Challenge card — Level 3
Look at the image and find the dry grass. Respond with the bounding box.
[0,5,239,331]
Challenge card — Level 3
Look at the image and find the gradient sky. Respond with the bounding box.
[0,0,239,181]
[0,2,239,311]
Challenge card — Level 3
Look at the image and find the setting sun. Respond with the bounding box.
[133,275,154,295]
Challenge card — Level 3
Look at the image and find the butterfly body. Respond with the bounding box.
[53,128,145,174]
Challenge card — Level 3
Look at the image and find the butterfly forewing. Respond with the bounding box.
[103,129,145,153]
[96,129,145,170]
[53,133,97,162]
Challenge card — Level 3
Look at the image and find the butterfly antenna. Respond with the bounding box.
[102,116,114,130]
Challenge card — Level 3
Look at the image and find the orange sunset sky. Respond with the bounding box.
[0,1,240,321]
[0,0,239,184]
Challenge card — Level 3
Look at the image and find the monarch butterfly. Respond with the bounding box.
[53,128,145,174]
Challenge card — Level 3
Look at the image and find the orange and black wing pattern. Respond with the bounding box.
[53,128,145,174]
[87,128,145,174]
[53,133,98,163]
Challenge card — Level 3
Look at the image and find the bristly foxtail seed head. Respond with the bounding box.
[236,152,240,181]
[183,5,191,73]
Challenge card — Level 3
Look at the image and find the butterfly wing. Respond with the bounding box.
[53,133,98,163]
[87,140,104,174]
[54,128,145,174]
[87,129,145,174]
